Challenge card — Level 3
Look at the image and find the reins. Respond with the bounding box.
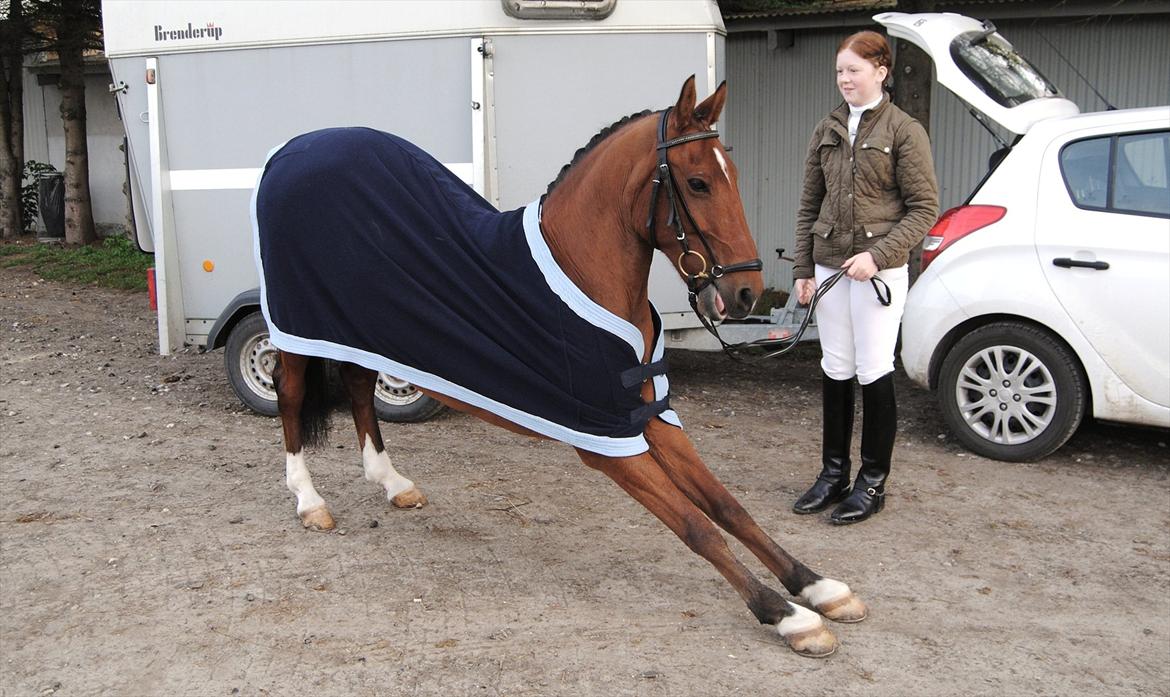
[645,108,890,362]
[701,269,891,361]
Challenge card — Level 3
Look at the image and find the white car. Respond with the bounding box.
[877,12,1170,461]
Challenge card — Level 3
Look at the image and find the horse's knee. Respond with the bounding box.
[680,516,725,555]
[707,497,749,528]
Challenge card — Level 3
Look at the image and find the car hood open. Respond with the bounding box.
[874,12,1080,135]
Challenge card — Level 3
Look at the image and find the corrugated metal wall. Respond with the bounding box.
[726,29,843,292]
[726,14,1170,292]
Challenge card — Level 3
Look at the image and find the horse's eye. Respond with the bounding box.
[687,178,709,194]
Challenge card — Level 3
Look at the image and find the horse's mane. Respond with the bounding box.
[544,109,656,198]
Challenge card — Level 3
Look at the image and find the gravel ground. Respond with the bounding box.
[2,266,1168,696]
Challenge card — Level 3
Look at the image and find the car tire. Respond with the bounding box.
[373,373,446,423]
[938,321,1087,462]
[224,311,280,416]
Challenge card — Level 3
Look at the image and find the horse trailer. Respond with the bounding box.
[101,0,805,418]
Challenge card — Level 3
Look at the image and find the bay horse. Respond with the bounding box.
[253,76,866,657]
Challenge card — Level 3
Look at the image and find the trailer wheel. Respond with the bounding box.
[224,310,443,422]
[224,311,280,416]
[374,373,446,422]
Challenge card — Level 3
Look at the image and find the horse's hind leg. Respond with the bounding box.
[337,362,427,509]
[274,351,335,531]
[578,449,838,658]
[644,419,867,623]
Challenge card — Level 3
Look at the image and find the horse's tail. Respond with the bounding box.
[299,357,331,449]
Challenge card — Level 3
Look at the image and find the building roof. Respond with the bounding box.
[718,0,1167,28]
[720,1,894,21]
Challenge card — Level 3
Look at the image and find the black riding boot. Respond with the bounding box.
[831,372,895,525]
[793,373,854,514]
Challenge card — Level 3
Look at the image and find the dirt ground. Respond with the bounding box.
[1,266,1168,697]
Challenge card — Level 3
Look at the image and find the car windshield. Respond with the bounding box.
[950,30,1060,108]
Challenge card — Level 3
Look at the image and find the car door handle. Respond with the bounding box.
[1053,257,1110,270]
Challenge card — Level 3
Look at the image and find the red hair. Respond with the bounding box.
[838,30,893,71]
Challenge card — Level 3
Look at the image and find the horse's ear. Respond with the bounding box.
[671,75,698,131]
[694,80,727,128]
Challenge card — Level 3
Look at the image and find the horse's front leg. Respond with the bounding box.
[644,419,867,623]
[337,363,427,509]
[577,449,838,658]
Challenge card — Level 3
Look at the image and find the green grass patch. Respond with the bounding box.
[0,236,153,291]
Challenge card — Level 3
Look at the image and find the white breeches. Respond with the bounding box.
[813,263,909,385]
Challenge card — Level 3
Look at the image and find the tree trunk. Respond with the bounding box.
[57,29,96,245]
[0,54,20,238]
[8,0,24,176]
[0,0,25,239]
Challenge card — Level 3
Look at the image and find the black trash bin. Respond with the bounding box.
[37,173,65,241]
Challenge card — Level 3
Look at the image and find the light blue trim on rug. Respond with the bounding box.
[524,202,644,357]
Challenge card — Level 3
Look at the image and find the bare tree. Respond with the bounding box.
[31,0,101,244]
[0,0,27,238]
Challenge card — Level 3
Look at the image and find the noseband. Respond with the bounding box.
[645,108,763,303]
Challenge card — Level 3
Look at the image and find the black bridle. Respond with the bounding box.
[645,108,890,362]
[645,108,763,340]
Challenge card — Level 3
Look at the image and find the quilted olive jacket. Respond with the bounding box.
[792,96,939,280]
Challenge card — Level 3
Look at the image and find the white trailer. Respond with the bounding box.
[101,0,805,418]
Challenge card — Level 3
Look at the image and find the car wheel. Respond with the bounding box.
[374,373,445,423]
[938,321,1087,462]
[224,311,280,416]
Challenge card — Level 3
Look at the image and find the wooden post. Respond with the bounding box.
[892,0,937,285]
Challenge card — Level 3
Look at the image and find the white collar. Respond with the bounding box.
[849,95,883,116]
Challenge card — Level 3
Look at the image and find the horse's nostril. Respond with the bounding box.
[739,287,757,312]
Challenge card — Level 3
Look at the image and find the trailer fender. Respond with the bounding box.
[206,289,262,351]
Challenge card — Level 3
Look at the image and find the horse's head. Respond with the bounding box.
[649,76,764,324]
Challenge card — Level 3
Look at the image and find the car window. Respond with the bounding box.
[1114,132,1170,216]
[1060,137,1110,209]
[1060,130,1170,218]
[950,31,1060,108]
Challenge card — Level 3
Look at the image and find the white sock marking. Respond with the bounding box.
[361,435,414,500]
[713,146,731,183]
[285,450,326,515]
[800,578,852,608]
[776,602,823,637]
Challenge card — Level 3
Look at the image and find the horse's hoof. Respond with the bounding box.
[777,603,838,658]
[800,578,868,623]
[391,487,427,509]
[300,506,336,531]
[784,625,839,658]
[817,592,868,623]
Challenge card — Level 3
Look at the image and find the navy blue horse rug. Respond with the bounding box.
[252,127,679,456]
